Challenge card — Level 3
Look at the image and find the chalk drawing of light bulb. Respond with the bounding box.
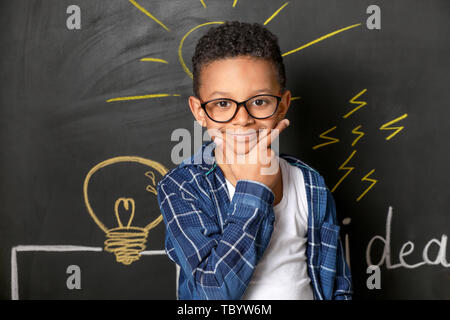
[83,156,168,265]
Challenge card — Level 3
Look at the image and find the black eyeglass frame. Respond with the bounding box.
[199,94,282,123]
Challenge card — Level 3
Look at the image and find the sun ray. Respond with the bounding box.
[232,0,239,8]
[179,21,225,79]
[264,2,289,25]
[106,93,180,103]
[129,0,170,32]
[282,23,362,57]
[140,58,169,64]
[200,0,206,8]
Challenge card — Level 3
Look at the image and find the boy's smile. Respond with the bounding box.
[189,56,291,156]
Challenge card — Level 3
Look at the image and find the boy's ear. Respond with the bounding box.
[276,89,291,122]
[188,95,207,127]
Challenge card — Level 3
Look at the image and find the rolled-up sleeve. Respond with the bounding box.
[157,174,275,300]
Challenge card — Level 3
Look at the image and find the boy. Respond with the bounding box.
[156,21,352,300]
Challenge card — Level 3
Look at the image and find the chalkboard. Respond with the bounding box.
[1,0,449,299]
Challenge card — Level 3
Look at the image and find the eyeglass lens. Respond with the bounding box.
[204,95,278,122]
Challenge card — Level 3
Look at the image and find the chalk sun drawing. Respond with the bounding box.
[106,0,362,103]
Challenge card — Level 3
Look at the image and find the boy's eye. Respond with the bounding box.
[251,99,268,107]
[215,100,232,108]
[250,99,272,107]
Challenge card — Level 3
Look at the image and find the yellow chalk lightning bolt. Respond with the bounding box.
[379,113,408,140]
[351,125,365,147]
[343,89,367,118]
[312,126,340,150]
[357,169,377,202]
[331,150,357,193]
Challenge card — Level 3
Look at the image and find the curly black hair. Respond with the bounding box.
[191,21,286,98]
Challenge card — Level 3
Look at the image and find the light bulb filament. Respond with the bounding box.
[114,198,135,228]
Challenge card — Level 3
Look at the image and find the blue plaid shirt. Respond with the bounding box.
[156,140,352,300]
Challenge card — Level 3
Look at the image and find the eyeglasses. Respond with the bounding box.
[200,94,282,123]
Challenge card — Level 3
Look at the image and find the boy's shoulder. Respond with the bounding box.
[156,161,205,191]
[279,152,326,186]
[156,141,215,190]
[279,153,320,174]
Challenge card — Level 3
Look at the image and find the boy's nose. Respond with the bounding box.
[232,104,252,124]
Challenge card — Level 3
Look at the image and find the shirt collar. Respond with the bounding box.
[180,140,217,175]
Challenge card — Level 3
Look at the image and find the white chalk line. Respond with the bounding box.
[11,245,177,300]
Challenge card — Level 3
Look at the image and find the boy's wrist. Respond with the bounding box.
[232,179,275,213]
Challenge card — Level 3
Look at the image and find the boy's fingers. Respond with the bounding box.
[246,128,269,154]
[260,119,290,149]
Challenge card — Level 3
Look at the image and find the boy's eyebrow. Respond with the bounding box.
[208,88,274,99]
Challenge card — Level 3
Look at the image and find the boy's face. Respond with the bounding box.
[189,56,291,156]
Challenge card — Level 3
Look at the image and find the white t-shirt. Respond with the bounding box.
[224,157,314,300]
